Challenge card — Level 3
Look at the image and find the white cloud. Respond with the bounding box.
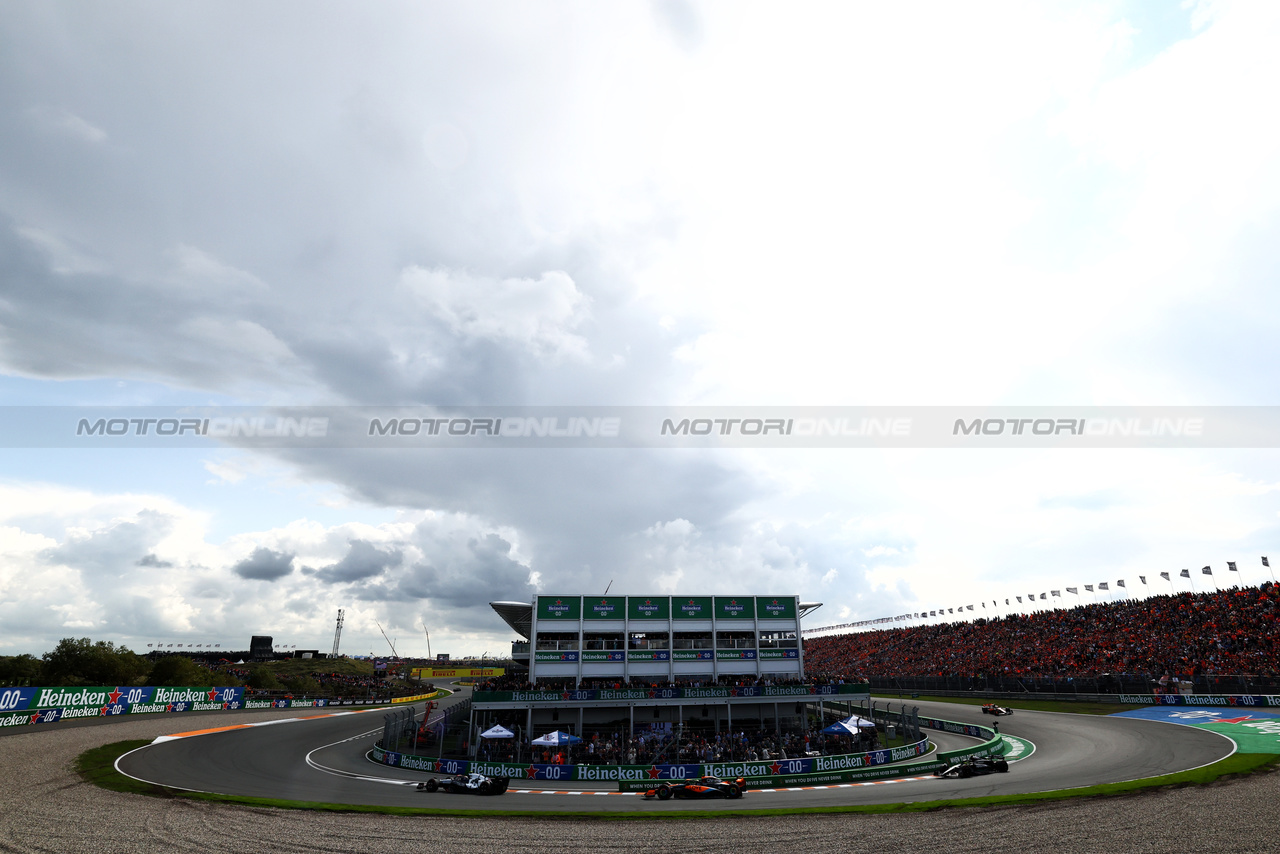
[401,266,591,360]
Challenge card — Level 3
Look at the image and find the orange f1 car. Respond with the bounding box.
[643,775,746,800]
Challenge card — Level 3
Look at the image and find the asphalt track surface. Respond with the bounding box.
[117,689,1234,812]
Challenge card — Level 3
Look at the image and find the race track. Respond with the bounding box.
[116,691,1234,811]
[6,693,1280,854]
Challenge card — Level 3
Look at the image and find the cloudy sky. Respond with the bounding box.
[1,1,1278,660]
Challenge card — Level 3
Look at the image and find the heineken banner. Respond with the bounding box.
[374,735,933,783]
[673,597,713,619]
[714,597,755,620]
[627,597,670,620]
[1116,694,1280,708]
[757,597,797,619]
[474,683,870,703]
[0,685,247,729]
[583,597,625,620]
[536,596,581,621]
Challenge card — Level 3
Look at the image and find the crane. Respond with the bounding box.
[374,619,399,658]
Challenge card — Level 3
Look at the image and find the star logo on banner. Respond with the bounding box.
[165,704,174,712]
[99,706,109,716]
[207,688,219,702]
[562,692,571,701]
[221,702,228,710]
[729,688,739,697]
[1218,715,1255,724]
[647,690,656,699]
[434,761,444,772]
[647,766,663,779]
[525,765,540,779]
[108,688,123,704]
[29,713,40,724]
[770,762,782,775]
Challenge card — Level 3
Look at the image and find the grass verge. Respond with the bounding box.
[78,741,1279,819]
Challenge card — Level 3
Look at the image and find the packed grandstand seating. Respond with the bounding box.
[803,584,1279,680]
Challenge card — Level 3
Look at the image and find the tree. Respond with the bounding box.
[41,638,149,686]
[0,654,41,686]
[245,666,283,690]
[146,655,210,687]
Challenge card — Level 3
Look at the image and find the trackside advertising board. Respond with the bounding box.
[1115,694,1280,708]
[0,685,247,729]
[410,667,505,679]
[372,737,934,783]
[0,685,414,729]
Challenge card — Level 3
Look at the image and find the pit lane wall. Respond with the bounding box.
[0,685,435,729]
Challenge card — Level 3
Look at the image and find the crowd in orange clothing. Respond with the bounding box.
[803,584,1280,679]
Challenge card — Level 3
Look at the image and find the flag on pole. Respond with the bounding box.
[1005,599,1009,605]
[1140,575,1147,584]
[1066,587,1078,594]
[1039,592,1047,599]
[1116,579,1126,588]
[1160,571,1170,580]
[966,605,974,610]
[948,608,954,614]
[1264,557,1271,567]
[1098,582,1109,590]
[1202,566,1212,575]
[1051,590,1061,597]
[1085,584,1094,592]
[1180,569,1191,578]
[1016,596,1022,603]
[1228,562,1238,572]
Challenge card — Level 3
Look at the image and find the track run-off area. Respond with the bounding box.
[114,686,1238,812]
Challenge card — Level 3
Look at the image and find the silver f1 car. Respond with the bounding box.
[934,757,1009,778]
[417,772,511,795]
[981,703,1013,716]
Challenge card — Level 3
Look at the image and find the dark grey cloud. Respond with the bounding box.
[232,546,295,581]
[136,553,174,568]
[314,539,402,584]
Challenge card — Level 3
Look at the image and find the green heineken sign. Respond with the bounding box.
[714,596,754,620]
[756,596,796,619]
[673,596,712,619]
[583,596,625,620]
[536,596,581,621]
[627,596,669,620]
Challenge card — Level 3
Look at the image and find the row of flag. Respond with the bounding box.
[916,557,1271,619]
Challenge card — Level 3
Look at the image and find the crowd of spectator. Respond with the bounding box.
[804,584,1280,680]
[474,673,858,693]
[473,723,883,766]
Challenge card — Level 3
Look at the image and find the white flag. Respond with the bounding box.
[1098,582,1109,590]
[1066,587,1077,594]
[1116,579,1126,588]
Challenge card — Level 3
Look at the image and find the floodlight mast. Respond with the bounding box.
[331,608,344,658]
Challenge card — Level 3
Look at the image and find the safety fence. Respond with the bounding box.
[368,712,1005,791]
[0,684,443,730]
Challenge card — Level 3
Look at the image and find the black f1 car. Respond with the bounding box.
[417,772,511,795]
[934,757,1009,778]
[981,703,1013,716]
[643,775,746,800]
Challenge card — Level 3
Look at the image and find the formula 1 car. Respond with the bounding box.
[643,775,746,800]
[934,757,1009,778]
[981,703,1013,716]
[417,772,510,795]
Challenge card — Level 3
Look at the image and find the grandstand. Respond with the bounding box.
[804,583,1280,695]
